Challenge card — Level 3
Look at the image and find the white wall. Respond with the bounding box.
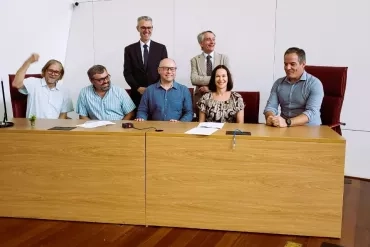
[0,0,73,118]
[274,0,370,179]
[1,0,369,179]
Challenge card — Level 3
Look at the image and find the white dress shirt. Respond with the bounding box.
[203,51,215,68]
[140,40,151,63]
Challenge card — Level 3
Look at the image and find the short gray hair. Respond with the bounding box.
[137,16,152,26]
[284,47,306,64]
[197,31,215,44]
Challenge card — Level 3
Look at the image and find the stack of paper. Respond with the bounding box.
[76,120,116,128]
[185,122,225,135]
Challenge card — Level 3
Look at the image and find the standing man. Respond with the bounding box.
[11,53,73,119]
[190,31,230,112]
[123,16,168,107]
[264,47,324,127]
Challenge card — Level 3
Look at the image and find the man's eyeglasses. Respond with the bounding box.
[159,67,177,72]
[92,74,110,83]
[47,69,61,75]
[140,26,153,31]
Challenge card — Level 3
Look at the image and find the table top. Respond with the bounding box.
[0,118,345,143]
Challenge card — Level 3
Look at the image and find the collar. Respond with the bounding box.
[41,77,60,90]
[155,81,179,89]
[284,71,307,83]
[203,51,215,59]
[140,39,151,48]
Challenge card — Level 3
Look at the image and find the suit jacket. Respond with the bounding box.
[124,40,168,106]
[190,52,230,104]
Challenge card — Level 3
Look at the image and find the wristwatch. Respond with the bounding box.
[286,118,291,127]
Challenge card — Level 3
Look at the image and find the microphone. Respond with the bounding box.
[0,79,14,128]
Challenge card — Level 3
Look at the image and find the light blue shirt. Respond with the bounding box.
[76,84,136,120]
[136,81,193,121]
[264,71,324,126]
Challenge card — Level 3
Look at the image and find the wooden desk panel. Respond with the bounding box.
[145,123,345,237]
[0,119,145,225]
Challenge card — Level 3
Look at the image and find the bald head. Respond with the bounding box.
[159,58,176,68]
[158,58,177,83]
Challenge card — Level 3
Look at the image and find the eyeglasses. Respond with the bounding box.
[140,26,153,31]
[47,69,61,75]
[159,67,177,72]
[92,74,110,83]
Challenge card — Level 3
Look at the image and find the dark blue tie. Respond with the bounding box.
[143,44,149,69]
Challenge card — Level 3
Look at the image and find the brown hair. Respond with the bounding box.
[87,65,107,79]
[208,65,233,92]
[41,59,64,79]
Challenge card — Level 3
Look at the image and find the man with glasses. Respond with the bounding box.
[11,53,73,119]
[123,16,168,107]
[135,58,193,122]
[76,65,136,120]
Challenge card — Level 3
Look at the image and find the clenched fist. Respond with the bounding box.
[27,53,39,64]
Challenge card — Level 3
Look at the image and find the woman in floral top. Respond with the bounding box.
[197,65,245,123]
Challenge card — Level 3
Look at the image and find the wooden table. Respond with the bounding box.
[144,122,346,237]
[0,119,346,238]
[0,118,146,225]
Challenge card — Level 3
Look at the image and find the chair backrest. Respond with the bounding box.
[236,91,260,124]
[8,74,42,118]
[304,66,347,134]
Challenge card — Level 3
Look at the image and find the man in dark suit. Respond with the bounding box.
[124,16,168,107]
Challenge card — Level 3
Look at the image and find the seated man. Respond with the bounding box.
[76,65,136,120]
[11,53,73,119]
[264,47,324,127]
[135,58,193,122]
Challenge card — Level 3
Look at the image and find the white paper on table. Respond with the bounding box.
[76,120,116,128]
[197,122,225,129]
[185,127,220,135]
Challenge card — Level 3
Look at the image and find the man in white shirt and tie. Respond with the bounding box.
[190,31,230,118]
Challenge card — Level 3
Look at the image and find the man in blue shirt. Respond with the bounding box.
[264,47,324,127]
[76,65,136,120]
[135,58,193,122]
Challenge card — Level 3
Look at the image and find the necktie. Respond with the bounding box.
[206,55,212,76]
[143,44,149,69]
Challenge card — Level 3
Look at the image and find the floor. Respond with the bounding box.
[0,177,368,247]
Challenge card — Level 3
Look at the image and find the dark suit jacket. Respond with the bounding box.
[123,40,168,106]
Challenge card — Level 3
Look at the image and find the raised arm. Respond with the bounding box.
[12,53,39,89]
